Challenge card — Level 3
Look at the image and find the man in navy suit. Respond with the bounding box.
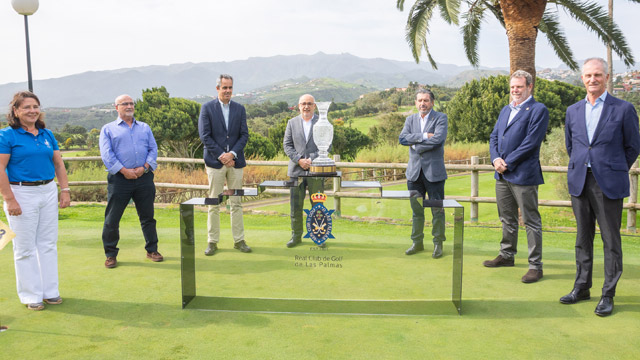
[484,70,549,284]
[399,89,448,258]
[198,74,251,255]
[560,58,640,316]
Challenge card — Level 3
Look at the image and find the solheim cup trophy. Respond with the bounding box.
[309,101,337,176]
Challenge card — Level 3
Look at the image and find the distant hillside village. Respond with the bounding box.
[537,68,640,95]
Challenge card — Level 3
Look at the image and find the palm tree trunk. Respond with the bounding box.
[500,0,547,86]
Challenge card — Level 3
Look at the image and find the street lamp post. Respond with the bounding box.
[11,0,39,92]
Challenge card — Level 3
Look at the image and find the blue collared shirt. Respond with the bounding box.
[99,117,158,175]
[585,91,608,144]
[0,126,59,182]
[220,100,230,130]
[508,95,533,125]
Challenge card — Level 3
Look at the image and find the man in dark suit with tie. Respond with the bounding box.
[560,57,640,316]
[399,89,448,258]
[483,70,549,284]
[198,74,251,256]
[283,94,324,248]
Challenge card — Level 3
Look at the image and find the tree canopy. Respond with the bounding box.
[134,87,202,159]
[446,75,585,142]
[396,0,636,78]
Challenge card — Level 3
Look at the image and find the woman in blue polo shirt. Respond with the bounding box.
[0,91,70,311]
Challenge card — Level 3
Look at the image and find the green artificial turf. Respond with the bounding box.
[1,204,640,359]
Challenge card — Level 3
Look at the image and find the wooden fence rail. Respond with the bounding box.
[63,155,640,232]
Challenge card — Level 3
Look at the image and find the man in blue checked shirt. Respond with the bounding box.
[99,94,163,269]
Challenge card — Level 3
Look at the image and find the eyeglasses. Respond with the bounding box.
[117,102,135,107]
[299,102,315,106]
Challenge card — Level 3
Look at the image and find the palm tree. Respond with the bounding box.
[606,0,640,92]
[396,0,636,81]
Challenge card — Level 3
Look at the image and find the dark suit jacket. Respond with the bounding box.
[198,98,249,169]
[399,110,448,182]
[489,97,549,186]
[283,114,319,177]
[565,93,640,199]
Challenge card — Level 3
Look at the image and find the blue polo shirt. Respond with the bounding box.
[0,126,59,182]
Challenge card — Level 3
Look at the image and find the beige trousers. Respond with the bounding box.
[205,165,244,243]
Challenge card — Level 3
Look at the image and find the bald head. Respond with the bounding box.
[115,94,135,122]
[298,94,316,121]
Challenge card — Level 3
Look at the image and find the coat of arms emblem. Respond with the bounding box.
[304,193,335,246]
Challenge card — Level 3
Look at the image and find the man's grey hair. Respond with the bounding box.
[510,70,533,86]
[115,94,132,106]
[582,57,608,75]
[216,74,234,87]
[416,88,435,102]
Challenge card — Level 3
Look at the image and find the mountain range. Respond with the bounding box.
[0,52,503,108]
[0,52,631,108]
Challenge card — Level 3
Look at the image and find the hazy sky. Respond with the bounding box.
[1,0,638,85]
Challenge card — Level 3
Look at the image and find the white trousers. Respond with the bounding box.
[4,181,59,304]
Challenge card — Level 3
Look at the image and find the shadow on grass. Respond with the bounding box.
[45,297,272,328]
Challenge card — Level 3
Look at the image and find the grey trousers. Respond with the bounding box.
[495,179,543,270]
[570,172,623,297]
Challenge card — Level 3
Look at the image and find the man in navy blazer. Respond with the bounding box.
[198,74,251,255]
[399,89,448,258]
[484,70,549,284]
[560,58,640,316]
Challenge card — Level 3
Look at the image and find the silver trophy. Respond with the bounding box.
[309,101,336,175]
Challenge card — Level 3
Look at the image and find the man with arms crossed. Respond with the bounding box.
[283,94,324,248]
[99,94,162,268]
[399,89,447,258]
[198,74,251,256]
[560,58,640,316]
[484,70,549,283]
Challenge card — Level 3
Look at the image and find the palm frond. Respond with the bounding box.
[397,0,406,11]
[483,1,505,27]
[461,4,485,67]
[405,0,438,67]
[553,0,634,66]
[539,11,578,70]
[437,0,461,25]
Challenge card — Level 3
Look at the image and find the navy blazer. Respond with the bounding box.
[198,98,249,169]
[489,97,549,186]
[565,94,640,199]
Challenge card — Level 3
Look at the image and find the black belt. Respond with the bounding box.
[9,179,54,186]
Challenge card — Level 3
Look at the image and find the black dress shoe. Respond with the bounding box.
[204,243,218,256]
[405,242,424,255]
[432,243,443,258]
[595,296,614,316]
[234,240,252,253]
[286,238,301,248]
[559,288,591,304]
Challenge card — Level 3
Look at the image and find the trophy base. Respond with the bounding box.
[309,165,337,176]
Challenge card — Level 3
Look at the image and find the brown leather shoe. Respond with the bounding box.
[483,255,514,267]
[521,269,543,283]
[146,251,164,262]
[105,257,117,269]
